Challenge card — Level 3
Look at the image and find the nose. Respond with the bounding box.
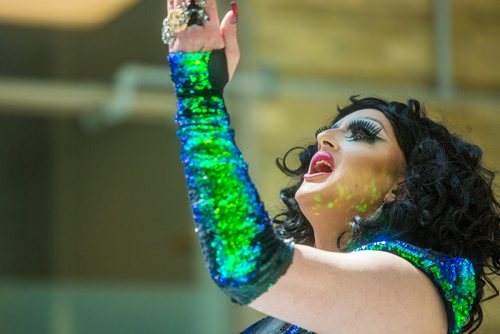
[317,130,339,151]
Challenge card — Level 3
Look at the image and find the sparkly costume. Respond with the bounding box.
[169,50,294,305]
[242,240,476,334]
[168,50,476,334]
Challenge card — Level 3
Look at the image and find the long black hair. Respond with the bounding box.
[273,96,499,333]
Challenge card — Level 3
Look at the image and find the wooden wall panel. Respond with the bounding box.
[253,0,434,84]
[251,0,500,90]
[453,0,500,90]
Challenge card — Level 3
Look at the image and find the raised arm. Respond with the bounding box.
[167,1,293,304]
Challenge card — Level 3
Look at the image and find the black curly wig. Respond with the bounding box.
[273,96,500,333]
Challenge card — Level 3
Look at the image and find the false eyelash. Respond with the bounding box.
[315,125,330,138]
[348,118,383,137]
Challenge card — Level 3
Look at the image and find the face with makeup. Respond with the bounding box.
[295,109,407,244]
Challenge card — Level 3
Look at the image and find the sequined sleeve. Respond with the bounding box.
[353,240,476,334]
[168,50,294,305]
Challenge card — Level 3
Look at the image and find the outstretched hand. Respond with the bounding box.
[167,0,240,80]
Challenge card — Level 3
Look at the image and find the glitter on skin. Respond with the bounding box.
[337,184,346,199]
[352,203,368,213]
[168,51,476,333]
[312,177,382,216]
[353,241,476,334]
[169,51,293,305]
[327,172,389,215]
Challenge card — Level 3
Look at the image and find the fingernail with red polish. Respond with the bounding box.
[230,1,239,24]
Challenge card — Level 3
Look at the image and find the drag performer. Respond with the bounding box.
[163,1,500,333]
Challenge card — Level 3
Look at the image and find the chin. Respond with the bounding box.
[294,188,309,211]
[294,184,313,207]
[294,185,326,220]
[295,177,334,204]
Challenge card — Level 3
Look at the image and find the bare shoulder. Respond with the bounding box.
[250,244,448,334]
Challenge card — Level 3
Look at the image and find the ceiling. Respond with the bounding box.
[0,0,140,28]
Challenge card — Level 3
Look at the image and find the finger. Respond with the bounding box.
[220,8,240,80]
[167,0,173,12]
[204,0,220,25]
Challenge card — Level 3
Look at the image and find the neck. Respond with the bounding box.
[311,220,347,252]
[314,237,341,252]
[305,209,355,252]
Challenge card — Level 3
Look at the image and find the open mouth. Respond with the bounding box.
[305,152,335,178]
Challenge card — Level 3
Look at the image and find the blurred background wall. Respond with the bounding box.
[0,0,498,333]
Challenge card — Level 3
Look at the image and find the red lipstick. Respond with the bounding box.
[304,152,335,179]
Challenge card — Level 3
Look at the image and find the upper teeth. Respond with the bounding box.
[315,160,332,171]
[317,160,331,166]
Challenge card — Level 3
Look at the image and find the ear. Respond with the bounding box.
[383,178,406,203]
[383,187,398,203]
[385,150,408,204]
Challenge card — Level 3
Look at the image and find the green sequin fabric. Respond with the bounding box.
[353,241,476,334]
[168,51,293,305]
[243,240,475,334]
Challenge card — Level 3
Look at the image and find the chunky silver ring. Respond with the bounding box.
[161,0,210,45]
[189,0,209,26]
[161,2,190,45]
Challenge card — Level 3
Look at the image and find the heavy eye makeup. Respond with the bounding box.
[315,125,330,138]
[314,118,384,143]
[345,118,383,143]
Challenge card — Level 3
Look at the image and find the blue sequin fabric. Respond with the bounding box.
[242,240,475,334]
[353,240,476,334]
[168,51,294,305]
[240,317,312,334]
